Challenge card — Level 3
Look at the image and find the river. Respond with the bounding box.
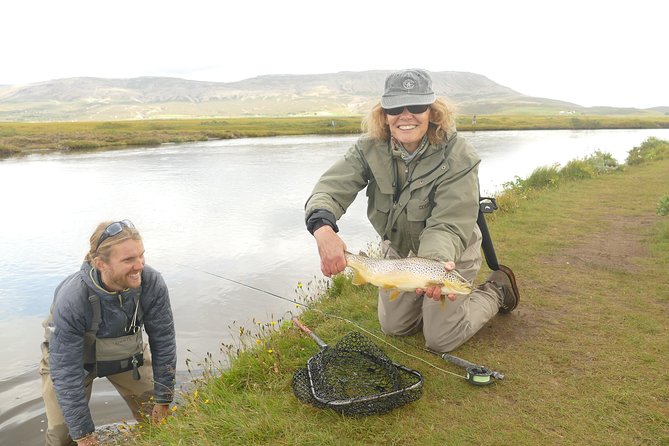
[1,128,667,445]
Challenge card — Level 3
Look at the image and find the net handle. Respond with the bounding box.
[292,317,328,349]
[441,352,505,381]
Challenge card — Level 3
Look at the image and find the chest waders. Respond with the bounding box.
[84,294,144,380]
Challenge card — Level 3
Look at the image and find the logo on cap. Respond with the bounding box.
[402,78,415,90]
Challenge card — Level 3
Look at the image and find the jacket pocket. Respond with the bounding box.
[406,198,431,249]
[407,198,431,222]
[373,190,391,214]
[366,186,391,236]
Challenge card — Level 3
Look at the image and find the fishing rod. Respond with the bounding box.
[435,351,503,385]
[180,263,505,386]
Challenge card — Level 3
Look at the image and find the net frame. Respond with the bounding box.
[292,321,423,416]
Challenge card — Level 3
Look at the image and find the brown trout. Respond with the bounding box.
[344,251,473,300]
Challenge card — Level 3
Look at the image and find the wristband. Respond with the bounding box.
[306,209,339,234]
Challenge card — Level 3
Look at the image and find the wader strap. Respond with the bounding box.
[87,293,143,334]
[88,295,102,332]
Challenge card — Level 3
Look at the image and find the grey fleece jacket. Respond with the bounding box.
[43,262,176,440]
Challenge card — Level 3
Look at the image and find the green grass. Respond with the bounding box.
[1,115,669,158]
[492,149,623,217]
[0,117,362,156]
[626,136,669,165]
[456,114,669,131]
[111,142,669,445]
[658,196,669,216]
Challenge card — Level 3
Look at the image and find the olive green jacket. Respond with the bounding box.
[305,133,480,262]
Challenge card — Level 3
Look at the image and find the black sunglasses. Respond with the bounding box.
[383,104,430,116]
[96,219,135,251]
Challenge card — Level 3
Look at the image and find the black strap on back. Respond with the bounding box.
[478,197,500,271]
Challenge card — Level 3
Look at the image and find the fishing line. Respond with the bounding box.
[179,262,472,381]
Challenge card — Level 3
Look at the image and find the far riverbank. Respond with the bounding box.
[2,114,669,158]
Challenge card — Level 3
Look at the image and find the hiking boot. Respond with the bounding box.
[485,264,520,313]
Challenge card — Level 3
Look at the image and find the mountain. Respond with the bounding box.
[0,71,659,121]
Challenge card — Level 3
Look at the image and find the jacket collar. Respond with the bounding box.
[80,262,134,297]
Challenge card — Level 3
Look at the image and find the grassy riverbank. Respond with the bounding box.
[113,139,669,445]
[1,115,669,158]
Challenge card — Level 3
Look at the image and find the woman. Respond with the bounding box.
[304,68,519,352]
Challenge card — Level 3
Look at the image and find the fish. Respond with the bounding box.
[344,251,473,301]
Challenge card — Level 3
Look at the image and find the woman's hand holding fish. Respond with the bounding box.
[313,225,347,277]
[416,261,458,302]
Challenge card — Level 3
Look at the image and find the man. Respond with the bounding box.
[40,220,177,446]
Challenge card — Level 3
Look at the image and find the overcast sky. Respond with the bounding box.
[3,0,667,108]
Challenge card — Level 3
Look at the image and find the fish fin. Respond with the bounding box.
[351,271,367,286]
[407,250,416,257]
[426,280,445,293]
[440,296,446,310]
[389,290,401,301]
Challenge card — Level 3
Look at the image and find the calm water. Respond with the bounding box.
[1,128,667,444]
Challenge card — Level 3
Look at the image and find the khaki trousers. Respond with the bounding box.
[377,226,501,352]
[39,342,155,446]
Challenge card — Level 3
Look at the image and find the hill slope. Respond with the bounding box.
[0,71,661,121]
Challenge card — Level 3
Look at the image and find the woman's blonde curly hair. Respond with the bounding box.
[361,97,457,145]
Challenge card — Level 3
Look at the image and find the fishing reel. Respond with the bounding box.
[439,352,503,386]
[465,365,494,386]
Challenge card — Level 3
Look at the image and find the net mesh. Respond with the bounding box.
[292,331,423,416]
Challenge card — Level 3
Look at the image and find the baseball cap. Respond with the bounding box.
[381,69,436,109]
